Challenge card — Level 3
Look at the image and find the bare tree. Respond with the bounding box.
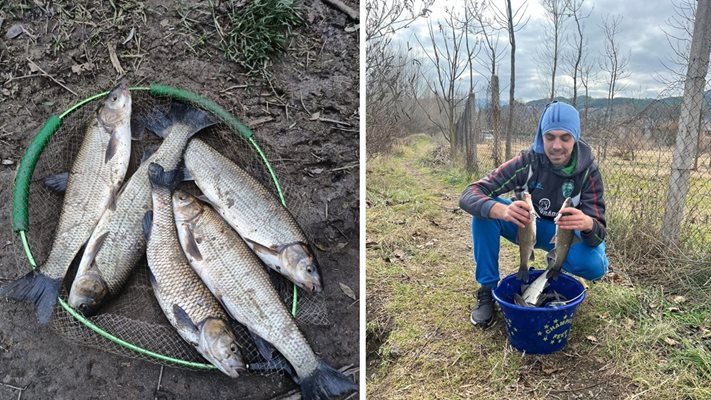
[599,14,630,122]
[578,51,596,125]
[470,0,506,165]
[565,0,592,107]
[541,0,568,101]
[662,0,711,243]
[493,0,529,159]
[413,9,471,160]
[365,0,434,157]
[658,0,698,91]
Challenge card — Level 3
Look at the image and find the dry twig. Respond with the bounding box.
[323,0,359,20]
[24,58,78,97]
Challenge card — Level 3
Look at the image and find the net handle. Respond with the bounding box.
[10,84,297,369]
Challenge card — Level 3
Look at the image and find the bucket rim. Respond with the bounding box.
[492,269,587,312]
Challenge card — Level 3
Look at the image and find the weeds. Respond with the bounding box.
[367,135,711,399]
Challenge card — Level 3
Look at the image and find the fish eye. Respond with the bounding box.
[230,343,237,353]
[111,96,117,102]
[306,267,313,273]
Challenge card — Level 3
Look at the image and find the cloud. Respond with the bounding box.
[387,0,689,102]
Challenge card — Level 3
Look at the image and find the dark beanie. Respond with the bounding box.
[532,101,581,153]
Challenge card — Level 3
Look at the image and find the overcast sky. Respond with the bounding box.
[392,0,697,102]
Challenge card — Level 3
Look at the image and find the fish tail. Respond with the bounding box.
[0,270,62,325]
[143,102,218,139]
[546,266,563,281]
[147,162,182,191]
[299,360,358,400]
[516,263,529,281]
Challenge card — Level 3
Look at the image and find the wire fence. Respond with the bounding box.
[452,93,711,273]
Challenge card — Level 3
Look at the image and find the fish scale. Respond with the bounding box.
[69,103,217,315]
[173,192,319,378]
[184,139,304,244]
[0,83,131,324]
[43,93,131,279]
[145,164,243,377]
[183,138,322,293]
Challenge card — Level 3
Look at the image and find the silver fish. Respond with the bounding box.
[0,82,132,324]
[144,162,243,377]
[516,192,537,281]
[517,197,577,307]
[173,190,356,399]
[183,138,322,293]
[547,197,575,280]
[68,102,217,316]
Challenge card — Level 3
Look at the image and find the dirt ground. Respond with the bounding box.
[0,1,359,399]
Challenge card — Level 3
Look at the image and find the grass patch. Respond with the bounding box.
[367,135,711,399]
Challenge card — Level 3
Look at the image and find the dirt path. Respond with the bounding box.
[366,139,636,399]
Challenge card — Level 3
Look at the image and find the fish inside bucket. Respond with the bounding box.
[492,269,586,355]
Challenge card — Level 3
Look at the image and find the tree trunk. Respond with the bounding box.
[491,75,501,166]
[662,0,711,243]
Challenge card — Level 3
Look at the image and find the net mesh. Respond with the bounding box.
[9,89,329,372]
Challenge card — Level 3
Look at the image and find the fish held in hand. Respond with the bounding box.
[516,191,537,281]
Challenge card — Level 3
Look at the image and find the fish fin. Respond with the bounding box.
[572,234,583,244]
[550,234,557,244]
[172,304,199,337]
[143,102,218,139]
[107,187,118,212]
[140,144,158,164]
[130,118,145,140]
[82,231,110,268]
[513,293,530,307]
[147,268,158,290]
[148,162,182,190]
[0,270,62,325]
[266,267,287,293]
[546,267,562,281]
[248,329,278,361]
[142,210,153,242]
[529,251,535,262]
[168,101,219,138]
[545,250,556,268]
[248,356,298,383]
[182,228,203,261]
[516,264,529,282]
[180,165,194,181]
[196,195,216,208]
[243,238,279,256]
[43,171,69,192]
[299,360,358,399]
[104,129,120,163]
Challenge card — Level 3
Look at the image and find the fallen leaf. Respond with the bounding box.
[1,159,14,165]
[310,112,321,121]
[335,242,348,249]
[5,23,23,39]
[393,249,405,258]
[542,365,561,375]
[663,337,679,346]
[122,27,135,45]
[670,295,687,304]
[365,241,379,248]
[339,282,356,300]
[344,24,359,33]
[586,335,598,343]
[310,168,324,175]
[71,62,95,74]
[667,306,680,313]
[623,318,635,330]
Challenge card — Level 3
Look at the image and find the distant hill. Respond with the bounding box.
[523,90,711,109]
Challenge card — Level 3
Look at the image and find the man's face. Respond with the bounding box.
[543,130,575,167]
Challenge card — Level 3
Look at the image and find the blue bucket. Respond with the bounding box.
[492,269,586,355]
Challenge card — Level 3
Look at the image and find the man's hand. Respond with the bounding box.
[490,201,533,228]
[556,207,594,232]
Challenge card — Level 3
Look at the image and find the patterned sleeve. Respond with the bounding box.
[459,152,530,219]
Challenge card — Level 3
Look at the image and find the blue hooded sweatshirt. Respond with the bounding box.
[459,101,606,247]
